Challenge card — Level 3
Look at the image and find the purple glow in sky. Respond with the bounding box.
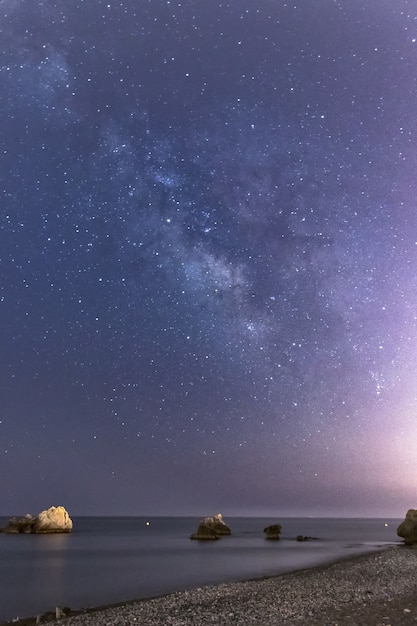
[1,0,416,517]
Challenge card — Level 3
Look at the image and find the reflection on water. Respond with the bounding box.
[0,517,401,622]
[31,534,72,597]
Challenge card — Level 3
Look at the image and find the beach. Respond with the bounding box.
[11,545,417,626]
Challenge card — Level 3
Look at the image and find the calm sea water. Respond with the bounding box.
[0,516,401,622]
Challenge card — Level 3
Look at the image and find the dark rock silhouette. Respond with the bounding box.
[190,524,219,540]
[296,535,319,542]
[397,509,417,545]
[263,524,282,540]
[1,514,35,534]
[190,513,231,540]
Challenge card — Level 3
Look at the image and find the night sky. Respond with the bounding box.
[1,0,416,518]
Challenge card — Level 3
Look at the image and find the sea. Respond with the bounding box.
[0,516,402,623]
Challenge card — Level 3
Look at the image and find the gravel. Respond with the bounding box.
[9,546,417,626]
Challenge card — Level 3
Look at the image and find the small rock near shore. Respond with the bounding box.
[190,524,220,540]
[263,524,282,540]
[296,535,319,542]
[190,513,231,540]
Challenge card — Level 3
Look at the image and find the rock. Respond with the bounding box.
[190,524,220,540]
[1,514,35,534]
[263,524,282,540]
[200,514,231,536]
[1,506,73,534]
[397,509,417,545]
[33,506,73,533]
[190,513,231,540]
[296,535,319,542]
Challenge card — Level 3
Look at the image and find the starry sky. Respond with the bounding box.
[1,0,417,518]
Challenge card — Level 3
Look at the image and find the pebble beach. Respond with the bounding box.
[11,545,417,626]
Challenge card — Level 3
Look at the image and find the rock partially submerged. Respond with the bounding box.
[296,535,319,542]
[1,506,73,534]
[202,514,231,535]
[190,513,231,540]
[190,524,219,540]
[397,508,417,545]
[1,513,35,534]
[263,524,282,540]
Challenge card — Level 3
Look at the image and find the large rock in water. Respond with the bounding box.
[33,506,73,533]
[1,506,73,534]
[397,509,417,545]
[190,513,231,540]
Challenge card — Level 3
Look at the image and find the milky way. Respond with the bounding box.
[1,0,417,516]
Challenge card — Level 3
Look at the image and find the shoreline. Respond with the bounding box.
[4,545,417,626]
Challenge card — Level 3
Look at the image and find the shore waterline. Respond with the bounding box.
[0,517,401,622]
[56,546,417,626]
